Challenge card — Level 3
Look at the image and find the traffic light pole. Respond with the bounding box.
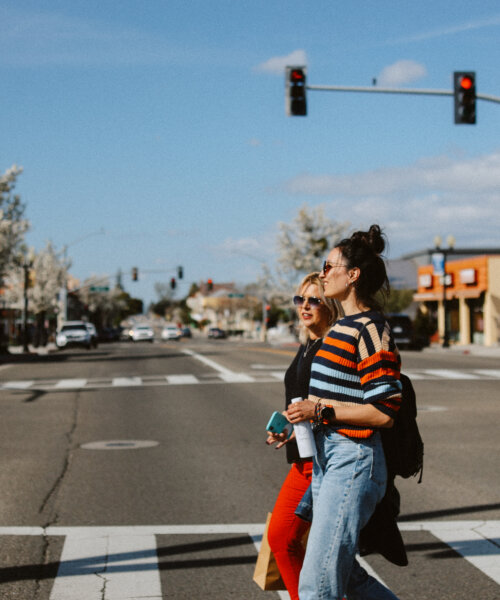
[306,83,500,105]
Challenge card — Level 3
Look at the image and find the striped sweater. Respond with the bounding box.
[309,310,402,439]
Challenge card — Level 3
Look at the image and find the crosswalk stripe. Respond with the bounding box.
[166,374,199,385]
[54,379,88,389]
[271,371,286,380]
[49,533,162,600]
[3,380,34,389]
[473,369,500,378]
[421,369,482,379]
[218,372,255,382]
[427,524,500,585]
[112,377,142,387]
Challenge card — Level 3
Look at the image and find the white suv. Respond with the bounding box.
[56,321,92,350]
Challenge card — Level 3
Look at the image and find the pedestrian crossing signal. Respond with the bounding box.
[286,66,307,116]
[454,72,476,124]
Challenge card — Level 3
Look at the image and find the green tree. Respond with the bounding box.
[383,288,414,314]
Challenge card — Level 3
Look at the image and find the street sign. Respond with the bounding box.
[90,286,109,292]
[432,253,445,276]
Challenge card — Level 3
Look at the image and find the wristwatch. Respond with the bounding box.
[320,405,336,423]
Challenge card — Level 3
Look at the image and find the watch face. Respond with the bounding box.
[321,406,335,420]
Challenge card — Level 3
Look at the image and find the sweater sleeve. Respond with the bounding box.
[356,319,402,419]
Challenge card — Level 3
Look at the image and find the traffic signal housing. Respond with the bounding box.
[177,266,183,279]
[132,267,138,281]
[454,72,476,124]
[207,279,213,292]
[285,66,307,116]
[170,277,176,290]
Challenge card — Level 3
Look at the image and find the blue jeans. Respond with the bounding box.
[298,430,399,600]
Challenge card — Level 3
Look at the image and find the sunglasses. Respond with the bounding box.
[322,260,348,275]
[293,295,322,308]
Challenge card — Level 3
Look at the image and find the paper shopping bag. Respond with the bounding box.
[253,513,286,590]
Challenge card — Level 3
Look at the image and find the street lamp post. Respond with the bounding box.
[22,251,35,353]
[434,235,455,348]
[60,228,105,326]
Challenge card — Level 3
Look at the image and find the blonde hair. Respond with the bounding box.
[296,272,342,344]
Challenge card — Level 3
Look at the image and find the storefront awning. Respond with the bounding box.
[414,289,484,302]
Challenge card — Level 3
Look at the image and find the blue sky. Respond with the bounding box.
[2,1,500,306]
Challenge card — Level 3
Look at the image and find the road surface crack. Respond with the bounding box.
[38,391,80,517]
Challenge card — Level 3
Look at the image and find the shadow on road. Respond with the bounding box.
[400,501,500,521]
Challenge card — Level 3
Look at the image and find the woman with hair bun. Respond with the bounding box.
[287,225,402,600]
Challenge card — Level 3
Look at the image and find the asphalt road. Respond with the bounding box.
[0,338,499,599]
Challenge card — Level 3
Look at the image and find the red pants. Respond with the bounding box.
[267,461,312,600]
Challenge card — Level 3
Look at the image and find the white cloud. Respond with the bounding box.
[282,152,500,256]
[387,15,500,45]
[377,60,427,86]
[254,49,307,75]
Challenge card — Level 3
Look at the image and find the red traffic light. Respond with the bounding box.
[290,69,305,82]
[459,76,474,90]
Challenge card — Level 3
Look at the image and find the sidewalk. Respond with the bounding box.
[3,343,58,356]
[423,343,500,358]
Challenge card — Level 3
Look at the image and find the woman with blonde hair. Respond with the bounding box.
[266,272,340,600]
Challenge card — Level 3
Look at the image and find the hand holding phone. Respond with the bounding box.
[266,411,290,434]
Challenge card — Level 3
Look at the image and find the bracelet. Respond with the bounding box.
[314,400,323,423]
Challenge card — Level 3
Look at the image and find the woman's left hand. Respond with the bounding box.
[286,399,316,423]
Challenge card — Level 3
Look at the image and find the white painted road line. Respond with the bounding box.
[219,372,255,382]
[0,520,499,596]
[2,380,34,389]
[473,369,500,378]
[54,379,88,389]
[112,377,142,387]
[182,348,253,382]
[423,369,481,379]
[427,524,500,586]
[271,371,286,380]
[49,533,162,600]
[166,374,199,385]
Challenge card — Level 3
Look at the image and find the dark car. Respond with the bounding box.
[387,314,426,350]
[180,327,192,338]
[208,327,227,339]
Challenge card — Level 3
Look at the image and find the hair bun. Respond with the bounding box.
[350,225,385,256]
[366,224,385,255]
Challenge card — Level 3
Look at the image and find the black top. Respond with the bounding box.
[283,339,321,463]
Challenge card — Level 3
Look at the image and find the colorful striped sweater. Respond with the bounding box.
[309,310,402,439]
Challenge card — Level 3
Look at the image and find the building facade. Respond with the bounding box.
[414,255,500,346]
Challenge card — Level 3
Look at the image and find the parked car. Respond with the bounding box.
[56,321,92,350]
[180,327,192,338]
[85,322,98,348]
[208,327,227,339]
[387,314,425,350]
[129,325,154,343]
[161,325,182,341]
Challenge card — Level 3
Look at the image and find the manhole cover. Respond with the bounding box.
[80,440,159,450]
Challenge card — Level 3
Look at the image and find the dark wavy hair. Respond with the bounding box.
[336,224,390,312]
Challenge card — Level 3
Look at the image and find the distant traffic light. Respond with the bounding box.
[170,277,176,290]
[454,72,476,124]
[207,279,213,292]
[132,267,138,281]
[177,266,183,279]
[285,66,307,116]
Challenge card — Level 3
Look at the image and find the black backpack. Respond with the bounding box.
[381,373,424,483]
